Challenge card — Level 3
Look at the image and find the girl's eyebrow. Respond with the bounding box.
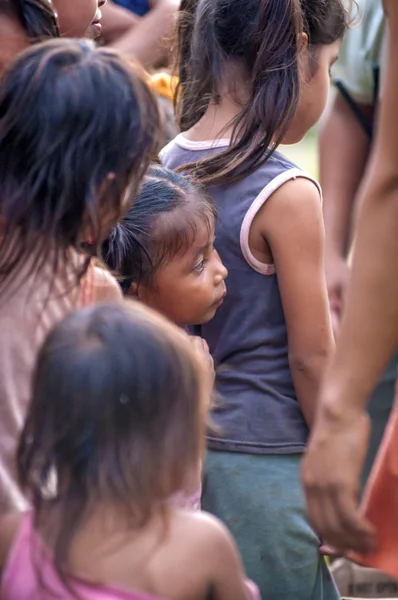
[192,243,210,261]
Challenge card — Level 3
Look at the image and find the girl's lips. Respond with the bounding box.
[214,291,227,307]
[91,21,102,37]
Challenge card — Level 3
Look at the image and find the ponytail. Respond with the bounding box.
[174,0,348,186]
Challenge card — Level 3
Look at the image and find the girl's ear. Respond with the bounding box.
[299,32,308,51]
[127,282,139,297]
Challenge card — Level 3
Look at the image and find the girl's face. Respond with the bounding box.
[135,218,228,326]
[53,0,105,38]
[0,14,27,75]
[283,41,341,145]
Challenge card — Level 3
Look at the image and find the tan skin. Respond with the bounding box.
[320,92,374,332]
[302,0,398,555]
[0,501,251,600]
[133,221,228,326]
[186,40,339,428]
[0,313,250,600]
[100,0,179,69]
[0,0,107,74]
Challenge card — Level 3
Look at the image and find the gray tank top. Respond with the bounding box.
[161,135,321,454]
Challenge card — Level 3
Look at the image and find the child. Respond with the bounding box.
[102,165,227,327]
[0,0,106,74]
[102,165,227,508]
[161,0,349,597]
[0,39,159,516]
[0,302,260,600]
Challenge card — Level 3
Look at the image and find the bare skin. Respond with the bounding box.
[320,94,373,330]
[185,43,339,428]
[302,0,398,554]
[101,0,179,69]
[0,508,252,600]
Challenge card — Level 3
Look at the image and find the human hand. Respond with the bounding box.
[302,398,377,554]
[190,336,215,406]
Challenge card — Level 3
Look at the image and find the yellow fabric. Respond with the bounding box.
[149,73,178,101]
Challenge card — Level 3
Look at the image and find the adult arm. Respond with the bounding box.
[302,2,398,553]
[100,2,140,44]
[321,93,373,320]
[101,0,179,68]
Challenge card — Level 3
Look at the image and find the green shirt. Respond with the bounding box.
[336,0,385,105]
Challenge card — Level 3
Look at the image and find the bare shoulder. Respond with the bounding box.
[173,510,240,562]
[266,175,321,215]
[0,513,23,570]
[92,264,123,304]
[259,175,323,239]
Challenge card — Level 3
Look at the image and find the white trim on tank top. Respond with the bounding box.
[240,168,322,275]
[160,137,322,276]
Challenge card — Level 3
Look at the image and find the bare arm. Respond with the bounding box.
[202,516,257,600]
[321,93,373,324]
[92,266,123,303]
[323,17,398,407]
[321,93,373,262]
[262,178,335,427]
[102,0,179,68]
[100,2,140,44]
[302,3,398,553]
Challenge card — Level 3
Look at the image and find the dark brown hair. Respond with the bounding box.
[102,164,216,293]
[0,39,159,299]
[18,301,207,593]
[0,0,59,39]
[174,0,349,185]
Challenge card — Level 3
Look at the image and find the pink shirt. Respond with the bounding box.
[1,513,165,600]
[2,513,261,600]
[0,260,120,516]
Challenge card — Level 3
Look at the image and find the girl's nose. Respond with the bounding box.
[214,251,228,283]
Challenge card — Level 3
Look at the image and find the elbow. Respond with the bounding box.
[288,348,332,381]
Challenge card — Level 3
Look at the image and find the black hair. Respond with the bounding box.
[0,39,159,298]
[174,0,350,185]
[102,164,216,293]
[0,0,60,39]
[18,301,206,593]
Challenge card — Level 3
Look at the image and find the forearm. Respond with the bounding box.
[290,351,333,428]
[108,1,178,68]
[321,14,398,415]
[100,2,141,44]
[320,93,372,258]
[322,177,398,415]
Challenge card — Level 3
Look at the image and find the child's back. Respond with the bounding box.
[1,509,251,600]
[162,0,350,595]
[162,140,311,452]
[0,303,260,600]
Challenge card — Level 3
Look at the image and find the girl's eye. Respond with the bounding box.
[194,258,208,273]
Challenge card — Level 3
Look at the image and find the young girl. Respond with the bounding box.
[161,0,349,597]
[0,302,260,600]
[0,39,159,516]
[0,0,106,74]
[102,165,227,508]
[102,164,227,327]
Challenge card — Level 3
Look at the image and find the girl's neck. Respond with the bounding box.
[184,65,249,143]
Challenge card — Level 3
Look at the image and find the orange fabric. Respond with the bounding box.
[351,383,398,578]
[149,73,178,101]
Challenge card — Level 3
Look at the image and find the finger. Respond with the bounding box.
[303,476,368,553]
[320,544,343,558]
[331,487,377,553]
